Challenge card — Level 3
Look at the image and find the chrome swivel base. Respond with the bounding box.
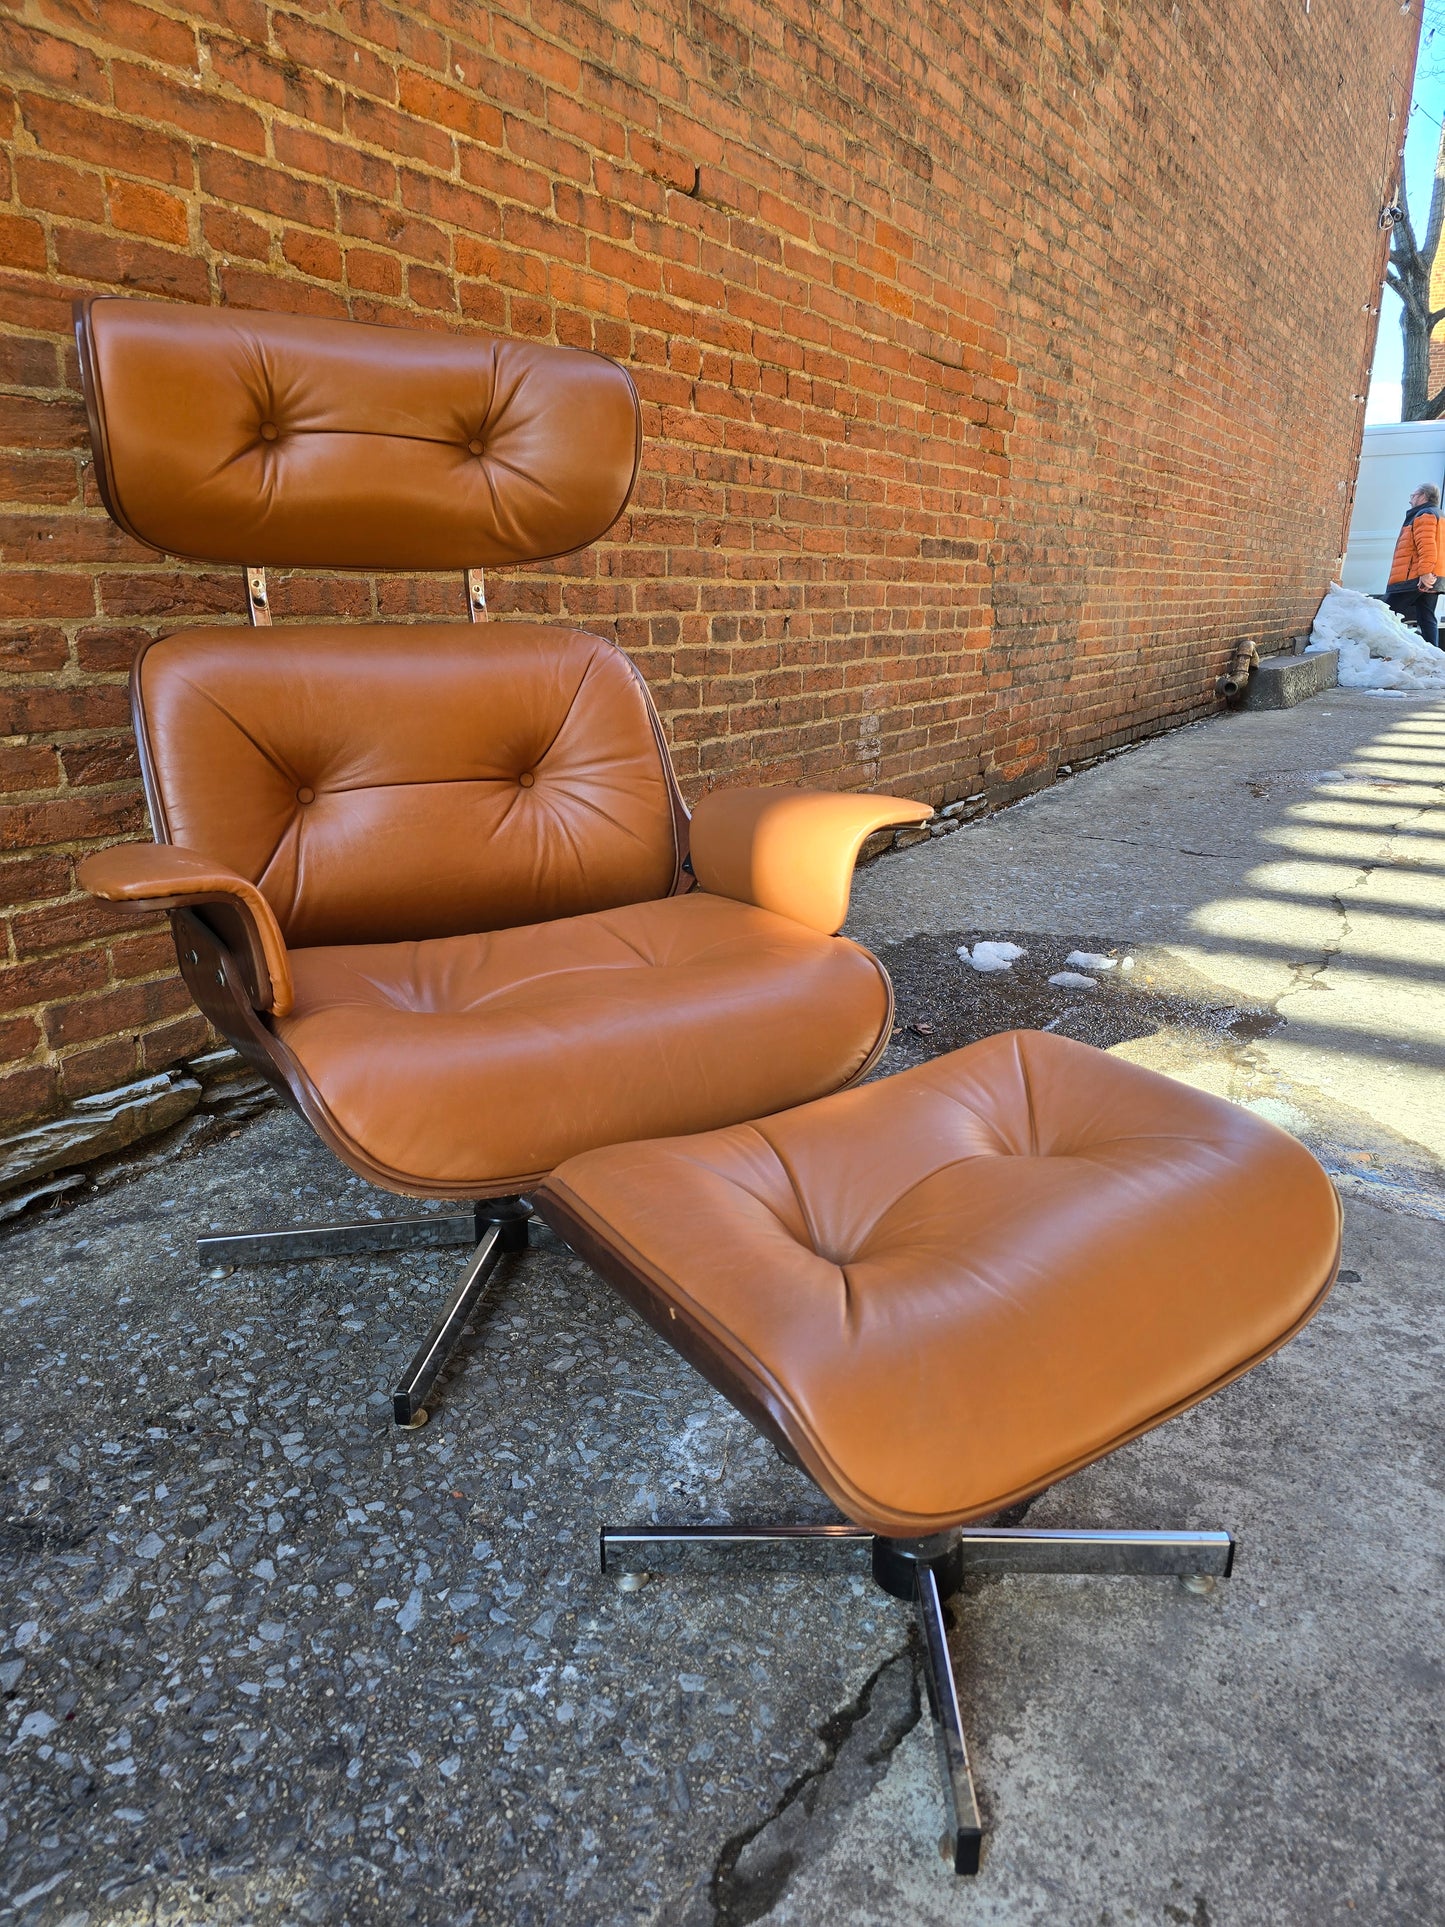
[197,1198,532,1426]
[600,1521,1236,1876]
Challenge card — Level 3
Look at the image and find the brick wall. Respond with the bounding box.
[1427,236,1445,409]
[0,0,1415,1127]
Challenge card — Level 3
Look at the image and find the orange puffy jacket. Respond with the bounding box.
[1388,504,1443,590]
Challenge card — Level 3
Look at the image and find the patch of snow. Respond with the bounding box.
[1049,971,1100,989]
[1064,951,1116,972]
[1308,585,1445,691]
[959,940,1027,972]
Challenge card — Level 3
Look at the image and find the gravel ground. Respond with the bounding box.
[0,1110,906,1927]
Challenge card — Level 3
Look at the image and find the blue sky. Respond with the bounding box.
[1368,1,1445,419]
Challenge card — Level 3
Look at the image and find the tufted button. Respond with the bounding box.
[467,437,485,456]
[259,421,280,442]
[517,771,535,788]
[296,786,316,805]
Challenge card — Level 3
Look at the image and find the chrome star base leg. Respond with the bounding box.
[195,1198,532,1428]
[391,1200,531,1426]
[198,1211,487,1267]
[600,1521,1235,1876]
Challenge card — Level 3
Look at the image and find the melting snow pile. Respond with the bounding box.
[959,940,1026,972]
[1308,585,1445,693]
[958,942,1135,991]
[1050,952,1132,990]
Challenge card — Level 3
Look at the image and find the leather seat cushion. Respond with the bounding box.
[539,1032,1342,1537]
[275,892,892,1191]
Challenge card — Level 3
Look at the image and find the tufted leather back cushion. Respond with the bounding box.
[134,624,682,947]
[75,298,641,570]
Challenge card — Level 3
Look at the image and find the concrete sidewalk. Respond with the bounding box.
[1,692,1442,1926]
[852,687,1445,1219]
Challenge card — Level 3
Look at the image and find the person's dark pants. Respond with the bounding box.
[1387,588,1441,648]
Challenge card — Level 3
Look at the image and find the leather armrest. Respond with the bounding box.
[688,788,934,935]
[77,843,295,1017]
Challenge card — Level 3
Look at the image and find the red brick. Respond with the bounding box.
[97,572,245,618]
[0,333,62,389]
[107,928,178,979]
[396,69,503,148]
[407,264,455,311]
[273,122,396,200]
[16,153,105,222]
[397,169,501,238]
[58,1033,140,1099]
[457,279,507,329]
[198,148,334,228]
[59,738,140,787]
[269,11,396,104]
[21,93,192,188]
[0,1015,42,1064]
[0,213,48,273]
[0,791,144,850]
[112,61,268,155]
[201,205,270,261]
[281,228,344,282]
[337,193,447,264]
[12,893,153,958]
[213,266,349,319]
[346,247,403,296]
[0,632,71,678]
[0,16,108,102]
[0,1062,58,1126]
[0,949,108,1017]
[0,454,78,507]
[0,744,62,794]
[38,0,198,68]
[139,1010,211,1072]
[336,0,446,70]
[0,278,80,338]
[0,571,95,622]
[344,93,454,170]
[0,855,72,908]
[107,175,190,246]
[73,623,150,673]
[206,32,345,131]
[53,227,209,302]
[43,973,189,1048]
[0,683,128,734]
[169,0,265,40]
[0,509,148,566]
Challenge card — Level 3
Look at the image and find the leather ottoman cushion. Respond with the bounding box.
[539,1032,1341,1537]
[276,892,893,1193]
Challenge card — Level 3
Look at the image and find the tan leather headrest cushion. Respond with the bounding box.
[76,297,641,570]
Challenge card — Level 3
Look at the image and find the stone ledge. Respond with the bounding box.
[0,1049,277,1224]
[1243,648,1339,710]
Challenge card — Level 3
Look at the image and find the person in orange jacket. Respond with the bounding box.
[1386,481,1443,647]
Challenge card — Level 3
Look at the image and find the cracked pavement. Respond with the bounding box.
[2,688,1443,1924]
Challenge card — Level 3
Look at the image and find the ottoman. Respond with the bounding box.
[536,1030,1341,1873]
